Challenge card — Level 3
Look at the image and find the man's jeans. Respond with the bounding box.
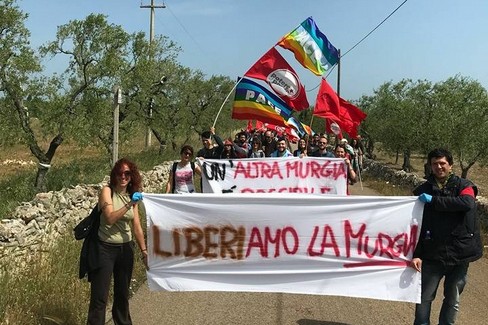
[414,261,469,325]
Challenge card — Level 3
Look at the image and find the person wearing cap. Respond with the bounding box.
[219,138,243,159]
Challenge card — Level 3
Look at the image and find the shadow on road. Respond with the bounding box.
[297,319,350,325]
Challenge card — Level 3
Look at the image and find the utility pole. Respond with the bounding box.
[140,1,166,149]
[112,87,122,166]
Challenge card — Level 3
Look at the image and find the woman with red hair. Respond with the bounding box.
[87,158,147,324]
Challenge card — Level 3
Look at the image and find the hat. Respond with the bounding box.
[224,139,233,146]
[340,138,348,143]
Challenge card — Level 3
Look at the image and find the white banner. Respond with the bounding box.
[144,193,423,303]
[198,157,348,195]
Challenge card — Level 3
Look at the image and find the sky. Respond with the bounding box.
[19,0,488,102]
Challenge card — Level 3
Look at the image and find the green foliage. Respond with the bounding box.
[360,76,488,177]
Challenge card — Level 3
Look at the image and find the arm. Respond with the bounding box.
[195,164,202,176]
[432,188,476,212]
[165,172,173,193]
[233,143,248,156]
[99,186,134,226]
[131,205,149,270]
[211,127,224,148]
[345,158,357,183]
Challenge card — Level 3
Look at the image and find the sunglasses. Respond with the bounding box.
[319,142,327,145]
[183,151,193,156]
[120,170,131,177]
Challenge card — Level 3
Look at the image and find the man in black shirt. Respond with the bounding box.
[196,127,224,159]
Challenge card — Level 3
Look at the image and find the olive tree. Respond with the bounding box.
[431,75,488,177]
[0,0,64,191]
[361,76,488,178]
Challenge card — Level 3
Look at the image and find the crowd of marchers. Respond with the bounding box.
[83,126,483,325]
[166,127,366,194]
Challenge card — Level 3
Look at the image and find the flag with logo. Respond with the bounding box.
[244,47,309,111]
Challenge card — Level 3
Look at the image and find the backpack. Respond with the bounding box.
[76,186,113,280]
[171,161,196,193]
[73,205,101,240]
[73,186,112,240]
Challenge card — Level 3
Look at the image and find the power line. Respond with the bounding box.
[165,4,207,55]
[341,0,408,58]
[306,0,408,93]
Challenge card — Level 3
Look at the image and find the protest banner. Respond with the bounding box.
[198,157,348,195]
[144,193,423,303]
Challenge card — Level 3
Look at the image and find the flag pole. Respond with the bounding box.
[354,154,364,190]
[336,49,341,97]
[212,78,241,128]
[306,114,315,151]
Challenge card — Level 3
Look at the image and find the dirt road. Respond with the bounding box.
[120,184,487,325]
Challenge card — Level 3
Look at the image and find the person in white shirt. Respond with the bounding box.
[166,145,201,193]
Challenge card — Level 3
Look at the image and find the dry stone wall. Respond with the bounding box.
[363,158,488,227]
[0,162,173,265]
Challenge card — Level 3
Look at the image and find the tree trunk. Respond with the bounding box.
[402,149,412,172]
[34,167,50,193]
[459,160,476,179]
[34,134,63,192]
[151,128,167,155]
[8,88,64,191]
[395,149,400,165]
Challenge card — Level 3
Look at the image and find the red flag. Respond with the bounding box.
[323,100,366,138]
[313,78,340,118]
[246,120,254,133]
[245,47,309,111]
[264,123,299,142]
[336,98,367,138]
[255,120,265,131]
[313,78,367,138]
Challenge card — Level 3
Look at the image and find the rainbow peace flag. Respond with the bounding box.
[232,78,292,127]
[278,17,339,76]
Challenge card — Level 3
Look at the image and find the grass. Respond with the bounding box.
[361,174,413,196]
[0,232,148,324]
